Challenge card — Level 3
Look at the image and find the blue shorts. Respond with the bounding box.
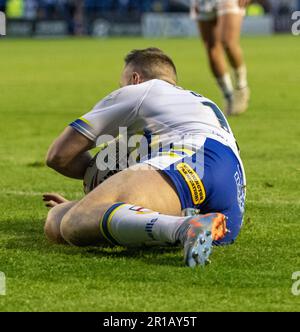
[145,138,246,245]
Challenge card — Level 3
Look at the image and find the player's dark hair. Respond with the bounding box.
[124,48,177,82]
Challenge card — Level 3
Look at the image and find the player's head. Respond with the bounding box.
[120,48,178,87]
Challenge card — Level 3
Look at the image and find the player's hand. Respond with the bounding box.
[43,193,69,208]
[238,0,251,8]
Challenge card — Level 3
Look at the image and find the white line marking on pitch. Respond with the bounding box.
[0,190,83,198]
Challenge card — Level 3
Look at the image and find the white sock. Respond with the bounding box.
[216,73,234,99]
[100,203,186,247]
[234,65,248,89]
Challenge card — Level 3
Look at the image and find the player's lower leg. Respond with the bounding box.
[219,13,250,115]
[225,45,250,115]
[231,65,250,115]
[216,73,234,115]
[58,200,227,266]
[198,20,234,115]
[206,48,235,115]
[97,203,227,267]
[57,166,227,266]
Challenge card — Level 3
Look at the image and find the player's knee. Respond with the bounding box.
[44,208,66,244]
[44,218,56,242]
[221,38,237,53]
[206,42,224,61]
[60,212,84,246]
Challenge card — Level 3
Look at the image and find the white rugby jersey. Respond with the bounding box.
[70,79,240,159]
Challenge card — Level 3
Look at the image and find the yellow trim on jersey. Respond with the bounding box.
[160,151,181,158]
[79,116,93,127]
[172,147,195,157]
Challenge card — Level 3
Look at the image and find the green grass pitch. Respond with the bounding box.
[0,36,299,312]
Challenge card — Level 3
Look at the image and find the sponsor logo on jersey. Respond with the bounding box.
[176,163,206,205]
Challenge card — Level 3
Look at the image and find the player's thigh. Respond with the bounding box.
[197,19,222,48]
[80,164,182,216]
[218,12,243,46]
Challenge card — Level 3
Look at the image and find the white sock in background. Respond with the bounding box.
[216,73,234,99]
[100,204,186,247]
[234,65,248,89]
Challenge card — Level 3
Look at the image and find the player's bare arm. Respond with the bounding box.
[46,126,94,179]
[44,127,94,208]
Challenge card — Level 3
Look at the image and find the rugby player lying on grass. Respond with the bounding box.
[43,48,246,267]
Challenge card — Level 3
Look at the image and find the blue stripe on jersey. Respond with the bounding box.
[69,119,96,141]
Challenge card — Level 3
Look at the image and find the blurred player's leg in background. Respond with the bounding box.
[218,10,250,114]
[197,19,234,115]
[194,0,250,115]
